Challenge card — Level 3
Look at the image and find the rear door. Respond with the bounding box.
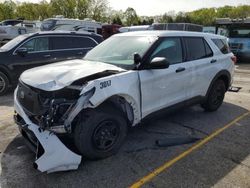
[183,37,215,97]
[139,37,194,118]
[50,35,98,62]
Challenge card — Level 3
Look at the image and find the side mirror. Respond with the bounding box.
[16,48,28,56]
[150,57,170,69]
[134,53,142,65]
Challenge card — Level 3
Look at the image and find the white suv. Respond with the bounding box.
[14,31,235,173]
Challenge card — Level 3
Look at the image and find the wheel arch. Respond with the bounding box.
[95,94,140,126]
[0,65,12,85]
[206,70,231,97]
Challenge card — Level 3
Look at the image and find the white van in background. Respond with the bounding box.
[0,20,41,46]
[41,16,102,34]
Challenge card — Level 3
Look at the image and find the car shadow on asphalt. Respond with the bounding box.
[1,102,249,188]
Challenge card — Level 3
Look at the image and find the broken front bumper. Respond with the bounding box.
[13,89,82,173]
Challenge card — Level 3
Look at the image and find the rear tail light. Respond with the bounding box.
[231,55,237,64]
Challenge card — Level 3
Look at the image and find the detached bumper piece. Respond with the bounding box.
[14,90,82,173]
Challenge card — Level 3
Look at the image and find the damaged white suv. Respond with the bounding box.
[14,31,235,173]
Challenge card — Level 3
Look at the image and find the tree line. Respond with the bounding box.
[1,0,250,26]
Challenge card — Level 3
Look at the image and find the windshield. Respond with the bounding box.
[84,36,157,68]
[0,34,29,51]
[229,27,250,38]
[217,25,250,38]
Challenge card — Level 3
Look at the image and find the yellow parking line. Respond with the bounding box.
[130,111,250,188]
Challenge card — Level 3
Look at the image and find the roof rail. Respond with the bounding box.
[216,17,250,24]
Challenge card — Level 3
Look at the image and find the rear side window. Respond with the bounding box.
[204,40,213,57]
[52,36,97,50]
[72,37,97,48]
[212,39,230,54]
[185,37,212,61]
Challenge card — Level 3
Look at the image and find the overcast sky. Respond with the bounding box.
[9,0,250,16]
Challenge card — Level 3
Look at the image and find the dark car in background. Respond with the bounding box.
[0,31,103,95]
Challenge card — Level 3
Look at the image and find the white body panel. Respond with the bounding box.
[139,61,194,118]
[86,71,141,125]
[188,36,234,98]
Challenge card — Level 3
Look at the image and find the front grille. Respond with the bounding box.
[17,81,45,115]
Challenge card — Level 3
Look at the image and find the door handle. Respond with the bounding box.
[44,54,51,58]
[176,67,186,73]
[210,59,217,63]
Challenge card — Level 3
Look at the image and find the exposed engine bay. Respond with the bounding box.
[16,70,119,134]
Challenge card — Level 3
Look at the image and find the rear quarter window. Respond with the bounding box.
[212,39,231,54]
[52,36,97,50]
[75,37,97,48]
[184,37,212,61]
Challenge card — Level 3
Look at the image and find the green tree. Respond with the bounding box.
[15,3,38,20]
[88,0,108,22]
[140,18,154,25]
[112,15,123,25]
[230,5,250,18]
[159,13,173,23]
[35,1,53,20]
[76,0,91,19]
[188,8,216,26]
[50,0,77,18]
[124,7,139,26]
[0,1,16,21]
[216,6,233,18]
[175,12,191,23]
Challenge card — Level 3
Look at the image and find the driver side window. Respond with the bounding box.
[20,37,49,52]
[150,37,183,64]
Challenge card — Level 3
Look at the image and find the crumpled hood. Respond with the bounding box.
[20,59,125,91]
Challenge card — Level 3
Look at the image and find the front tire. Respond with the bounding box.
[74,106,127,160]
[0,72,9,96]
[201,79,226,112]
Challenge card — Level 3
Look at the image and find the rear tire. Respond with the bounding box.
[74,106,127,160]
[201,79,226,112]
[0,71,9,96]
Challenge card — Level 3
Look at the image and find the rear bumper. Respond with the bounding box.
[14,89,82,173]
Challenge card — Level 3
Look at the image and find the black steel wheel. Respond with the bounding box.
[201,79,226,112]
[92,120,120,151]
[0,72,9,96]
[74,105,127,160]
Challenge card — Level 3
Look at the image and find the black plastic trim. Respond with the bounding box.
[141,96,205,123]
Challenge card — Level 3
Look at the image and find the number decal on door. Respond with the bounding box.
[100,80,111,89]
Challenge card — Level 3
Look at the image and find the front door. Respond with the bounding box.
[139,37,193,118]
[11,36,54,80]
